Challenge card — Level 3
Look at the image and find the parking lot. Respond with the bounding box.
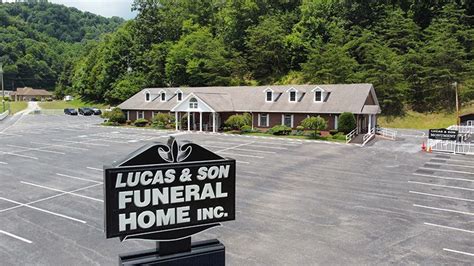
[0,113,473,265]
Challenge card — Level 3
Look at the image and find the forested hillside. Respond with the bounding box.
[0,2,124,91]
[4,1,474,117]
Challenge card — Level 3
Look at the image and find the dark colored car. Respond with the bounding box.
[64,108,78,115]
[78,107,93,116]
[91,107,102,115]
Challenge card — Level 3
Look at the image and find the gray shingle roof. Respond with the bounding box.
[118,84,380,114]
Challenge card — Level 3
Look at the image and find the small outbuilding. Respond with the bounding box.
[459,112,474,125]
[11,87,53,101]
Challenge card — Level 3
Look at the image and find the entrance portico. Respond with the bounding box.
[171,93,220,132]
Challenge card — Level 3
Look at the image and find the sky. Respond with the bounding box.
[51,0,137,19]
[5,0,137,19]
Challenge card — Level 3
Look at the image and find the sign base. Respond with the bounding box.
[119,239,225,266]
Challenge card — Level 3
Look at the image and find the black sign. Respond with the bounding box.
[428,128,458,141]
[104,137,235,241]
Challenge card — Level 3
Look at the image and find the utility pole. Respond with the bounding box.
[453,81,460,126]
[0,63,4,113]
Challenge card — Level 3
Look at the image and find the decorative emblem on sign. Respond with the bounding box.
[158,137,192,163]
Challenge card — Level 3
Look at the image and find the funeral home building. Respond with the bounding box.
[118,84,381,133]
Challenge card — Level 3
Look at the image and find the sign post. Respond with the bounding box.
[104,137,235,265]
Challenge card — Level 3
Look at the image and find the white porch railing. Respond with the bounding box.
[362,127,376,146]
[467,120,474,127]
[346,128,357,144]
[376,127,397,140]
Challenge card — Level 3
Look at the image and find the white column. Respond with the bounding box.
[175,112,178,131]
[199,112,203,132]
[334,115,338,130]
[368,114,372,132]
[212,112,216,133]
[251,113,254,130]
[187,111,190,131]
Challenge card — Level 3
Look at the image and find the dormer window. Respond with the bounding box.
[161,93,166,101]
[312,87,325,102]
[177,92,183,101]
[315,91,322,102]
[189,98,198,109]
[263,88,274,102]
[266,91,272,102]
[287,88,298,102]
[145,91,150,102]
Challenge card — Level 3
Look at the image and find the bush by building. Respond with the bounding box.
[268,125,292,135]
[134,118,149,127]
[338,112,356,134]
[101,107,126,125]
[301,116,327,137]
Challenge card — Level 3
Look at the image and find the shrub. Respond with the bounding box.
[225,113,251,130]
[301,116,327,137]
[101,108,126,124]
[338,112,356,134]
[329,129,338,135]
[333,132,346,141]
[268,125,292,135]
[134,118,149,127]
[152,113,175,128]
[240,125,252,133]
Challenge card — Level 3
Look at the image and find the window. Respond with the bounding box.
[282,114,293,127]
[161,93,166,101]
[177,92,183,101]
[145,92,150,102]
[189,98,198,109]
[126,111,130,120]
[289,91,297,102]
[315,90,322,102]
[137,111,144,119]
[266,91,273,102]
[258,113,269,127]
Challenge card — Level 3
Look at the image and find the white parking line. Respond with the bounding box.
[0,183,101,213]
[0,230,32,244]
[424,222,474,234]
[52,139,109,147]
[420,167,474,175]
[217,151,264,159]
[215,142,254,153]
[203,144,276,154]
[30,142,89,151]
[0,197,86,224]
[410,191,474,202]
[0,151,38,160]
[0,161,7,165]
[413,204,474,216]
[413,173,474,182]
[21,181,103,202]
[6,144,65,155]
[427,162,474,169]
[202,140,288,150]
[56,173,102,184]
[409,181,474,191]
[443,248,474,257]
[437,158,474,164]
[86,167,103,172]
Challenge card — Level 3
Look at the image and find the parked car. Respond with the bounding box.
[78,107,93,116]
[64,108,78,115]
[91,107,102,115]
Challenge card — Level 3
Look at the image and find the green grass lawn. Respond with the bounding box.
[379,103,474,129]
[38,99,108,109]
[6,101,28,114]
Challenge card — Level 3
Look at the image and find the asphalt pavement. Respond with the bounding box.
[0,113,472,265]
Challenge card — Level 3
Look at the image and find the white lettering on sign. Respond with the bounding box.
[118,207,192,231]
[111,163,233,235]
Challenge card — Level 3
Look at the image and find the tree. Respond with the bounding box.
[245,16,290,82]
[165,27,232,86]
[301,116,327,136]
[338,112,356,134]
